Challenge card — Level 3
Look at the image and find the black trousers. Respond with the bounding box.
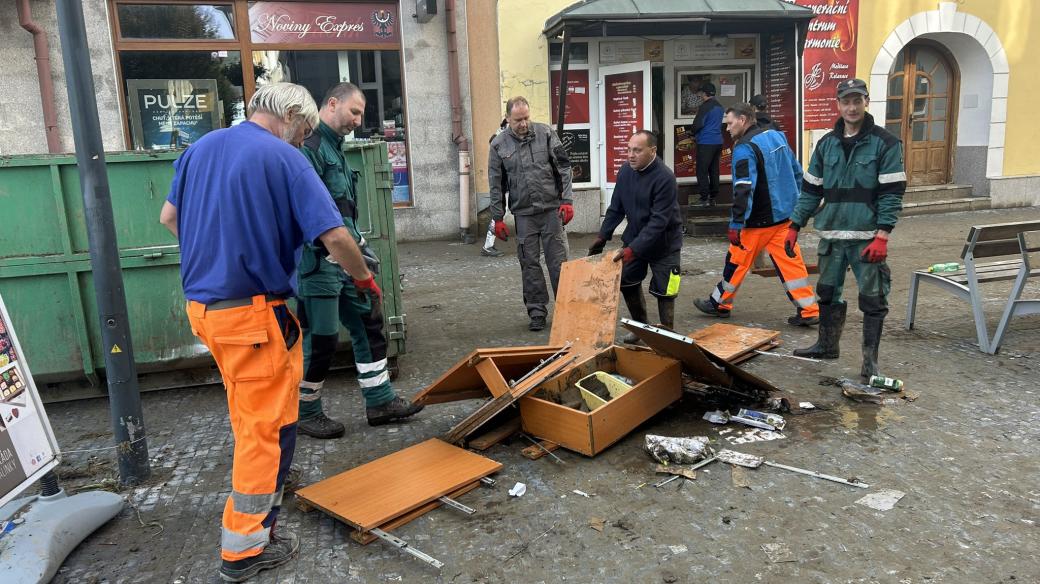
[696,144,722,200]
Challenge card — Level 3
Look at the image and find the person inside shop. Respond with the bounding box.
[690,82,724,207]
[680,78,703,117]
[160,82,379,582]
[692,103,819,327]
[488,96,574,332]
[588,130,682,344]
[786,78,905,380]
[749,94,779,131]
[295,82,423,438]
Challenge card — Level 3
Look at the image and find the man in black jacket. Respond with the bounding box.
[750,94,779,131]
[589,131,682,343]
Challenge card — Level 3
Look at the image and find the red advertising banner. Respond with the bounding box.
[550,70,590,125]
[604,72,644,183]
[761,30,799,150]
[249,2,400,45]
[673,125,734,179]
[796,0,859,129]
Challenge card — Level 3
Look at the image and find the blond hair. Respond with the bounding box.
[248,83,319,129]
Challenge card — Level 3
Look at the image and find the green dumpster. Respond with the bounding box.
[0,144,405,399]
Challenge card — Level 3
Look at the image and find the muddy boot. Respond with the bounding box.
[297,412,345,439]
[366,397,424,426]
[619,285,648,344]
[794,302,846,359]
[219,530,299,582]
[657,296,676,330]
[861,315,884,380]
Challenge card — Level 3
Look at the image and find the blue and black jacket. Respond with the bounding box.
[730,125,803,229]
[691,97,724,145]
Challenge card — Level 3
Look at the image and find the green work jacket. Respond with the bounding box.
[790,113,905,240]
[298,121,362,296]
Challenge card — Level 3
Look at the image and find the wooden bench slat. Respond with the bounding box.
[947,267,1040,285]
[962,239,1023,259]
[969,221,1040,243]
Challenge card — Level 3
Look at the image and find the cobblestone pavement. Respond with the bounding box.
[42,207,1040,583]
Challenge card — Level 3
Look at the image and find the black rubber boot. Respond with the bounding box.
[861,315,884,380]
[657,296,676,330]
[620,285,648,344]
[793,302,846,359]
[219,530,299,582]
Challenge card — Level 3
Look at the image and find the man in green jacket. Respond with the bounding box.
[784,79,905,379]
[296,82,422,437]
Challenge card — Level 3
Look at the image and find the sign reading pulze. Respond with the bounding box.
[127,79,221,150]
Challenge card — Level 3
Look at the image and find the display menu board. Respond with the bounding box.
[127,79,221,149]
[673,125,735,179]
[604,71,644,183]
[761,30,799,151]
[0,294,60,508]
[796,0,860,129]
[560,129,591,184]
[550,70,590,125]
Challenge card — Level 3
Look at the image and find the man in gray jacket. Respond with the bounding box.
[488,96,574,331]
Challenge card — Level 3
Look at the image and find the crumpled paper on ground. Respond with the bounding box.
[644,434,713,464]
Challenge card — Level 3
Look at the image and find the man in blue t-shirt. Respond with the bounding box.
[691,82,724,206]
[160,83,379,583]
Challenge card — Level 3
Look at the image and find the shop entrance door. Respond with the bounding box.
[886,43,958,186]
[598,60,653,209]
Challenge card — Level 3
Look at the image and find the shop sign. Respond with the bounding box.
[249,2,399,44]
[0,294,60,507]
[761,30,799,150]
[794,0,860,129]
[561,129,591,184]
[603,72,644,183]
[674,38,757,62]
[550,70,590,125]
[599,41,644,65]
[127,79,221,150]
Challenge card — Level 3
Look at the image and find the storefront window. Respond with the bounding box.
[254,49,410,203]
[120,51,244,149]
[117,3,236,40]
[549,42,589,65]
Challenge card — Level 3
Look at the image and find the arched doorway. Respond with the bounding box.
[885,42,959,186]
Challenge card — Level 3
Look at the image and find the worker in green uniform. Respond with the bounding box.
[296,82,422,437]
[785,78,905,379]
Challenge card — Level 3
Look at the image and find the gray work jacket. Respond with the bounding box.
[488,123,573,220]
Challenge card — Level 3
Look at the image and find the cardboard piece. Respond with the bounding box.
[295,439,501,533]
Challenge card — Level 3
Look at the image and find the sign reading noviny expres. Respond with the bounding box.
[249,2,400,44]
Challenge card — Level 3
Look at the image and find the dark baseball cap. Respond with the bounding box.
[836,78,868,99]
[699,82,716,95]
[749,94,767,109]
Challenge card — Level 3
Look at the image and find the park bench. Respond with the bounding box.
[905,220,1040,354]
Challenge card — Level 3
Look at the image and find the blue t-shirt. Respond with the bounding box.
[166,121,343,304]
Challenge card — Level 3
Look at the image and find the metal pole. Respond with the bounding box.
[555,28,572,137]
[55,0,150,485]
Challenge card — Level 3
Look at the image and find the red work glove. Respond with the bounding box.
[558,203,574,225]
[353,275,383,302]
[727,228,742,248]
[494,220,509,241]
[613,247,636,264]
[861,236,889,263]
[784,226,800,258]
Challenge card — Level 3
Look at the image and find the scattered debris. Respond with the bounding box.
[730,408,786,431]
[763,461,869,489]
[867,375,904,391]
[716,449,764,468]
[572,489,592,498]
[799,401,816,410]
[668,544,688,555]
[655,464,698,480]
[508,483,527,497]
[731,466,752,489]
[503,523,556,563]
[856,489,906,511]
[588,517,606,532]
[703,410,729,424]
[726,428,786,445]
[644,435,712,464]
[654,474,681,488]
[520,436,564,463]
[765,397,792,413]
[761,542,797,563]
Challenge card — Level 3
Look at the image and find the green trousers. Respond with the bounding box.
[815,239,891,317]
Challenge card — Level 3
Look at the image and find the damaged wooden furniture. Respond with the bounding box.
[689,323,780,363]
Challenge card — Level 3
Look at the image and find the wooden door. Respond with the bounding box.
[885,43,958,186]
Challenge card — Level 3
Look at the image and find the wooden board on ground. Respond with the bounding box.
[730,339,780,364]
[549,255,622,355]
[521,439,560,460]
[412,345,563,405]
[349,482,481,545]
[295,439,501,533]
[467,416,521,451]
[689,323,781,362]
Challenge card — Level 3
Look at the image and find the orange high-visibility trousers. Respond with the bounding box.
[186,295,303,562]
[710,220,819,318]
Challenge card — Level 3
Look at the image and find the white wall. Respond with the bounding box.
[921,32,993,148]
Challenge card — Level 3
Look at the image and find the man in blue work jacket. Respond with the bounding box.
[691,82,724,206]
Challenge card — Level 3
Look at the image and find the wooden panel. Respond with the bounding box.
[295,439,501,532]
[964,239,1024,260]
[475,358,512,398]
[467,416,522,451]
[519,397,593,456]
[349,482,481,545]
[413,345,562,405]
[909,148,928,175]
[689,324,781,362]
[590,357,682,455]
[549,255,622,354]
[971,221,1040,243]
